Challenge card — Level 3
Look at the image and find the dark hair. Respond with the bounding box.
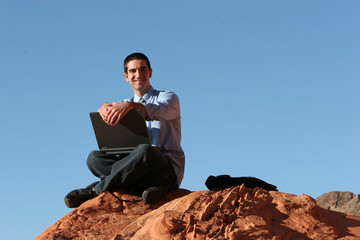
[124,52,151,73]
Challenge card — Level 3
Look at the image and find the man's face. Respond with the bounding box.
[124,59,152,96]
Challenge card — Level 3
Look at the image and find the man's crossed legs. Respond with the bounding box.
[65,144,177,208]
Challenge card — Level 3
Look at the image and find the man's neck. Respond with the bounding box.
[134,85,152,98]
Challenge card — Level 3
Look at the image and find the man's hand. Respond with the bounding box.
[99,101,147,126]
[99,102,113,120]
[99,102,131,126]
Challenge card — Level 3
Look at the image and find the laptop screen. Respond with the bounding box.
[90,109,151,154]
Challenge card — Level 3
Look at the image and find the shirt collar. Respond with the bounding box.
[133,86,154,103]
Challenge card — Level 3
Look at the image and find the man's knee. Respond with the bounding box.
[138,144,171,167]
[136,144,152,154]
[87,150,101,167]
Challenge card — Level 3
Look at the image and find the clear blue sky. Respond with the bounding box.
[1,1,359,239]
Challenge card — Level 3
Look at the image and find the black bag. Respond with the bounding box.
[205,175,278,191]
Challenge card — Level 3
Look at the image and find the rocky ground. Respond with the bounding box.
[36,186,360,240]
[317,191,360,216]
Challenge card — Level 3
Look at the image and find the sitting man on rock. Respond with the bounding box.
[65,52,185,208]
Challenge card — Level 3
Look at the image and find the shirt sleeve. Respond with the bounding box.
[144,91,181,121]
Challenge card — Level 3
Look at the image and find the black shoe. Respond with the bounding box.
[64,181,99,208]
[142,187,167,205]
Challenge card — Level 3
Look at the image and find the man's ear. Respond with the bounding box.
[124,72,130,82]
[149,68,153,78]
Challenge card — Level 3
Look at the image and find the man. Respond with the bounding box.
[65,53,185,207]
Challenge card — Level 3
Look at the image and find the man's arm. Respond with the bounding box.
[99,101,148,126]
[145,91,180,121]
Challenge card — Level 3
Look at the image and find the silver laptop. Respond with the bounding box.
[90,109,151,155]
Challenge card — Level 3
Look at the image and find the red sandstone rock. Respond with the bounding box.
[36,186,360,240]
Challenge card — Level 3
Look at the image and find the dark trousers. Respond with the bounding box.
[87,144,177,195]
